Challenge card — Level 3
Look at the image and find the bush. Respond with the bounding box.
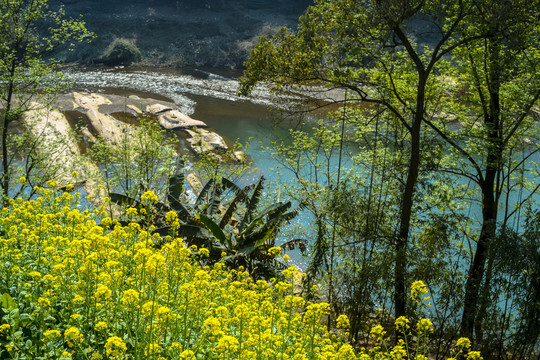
[97,38,142,66]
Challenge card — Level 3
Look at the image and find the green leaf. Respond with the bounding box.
[0,293,17,312]
[198,214,229,248]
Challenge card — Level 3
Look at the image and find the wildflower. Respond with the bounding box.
[395,316,410,331]
[94,321,108,331]
[101,217,112,227]
[180,350,195,359]
[61,351,73,358]
[411,280,428,302]
[216,335,239,353]
[145,343,162,356]
[0,323,11,336]
[467,351,483,360]
[94,284,112,302]
[37,296,51,308]
[18,176,27,184]
[141,190,159,204]
[126,207,138,217]
[72,170,79,178]
[91,353,103,360]
[65,184,74,192]
[105,336,127,358]
[5,344,17,352]
[203,317,222,336]
[456,337,472,349]
[64,326,83,347]
[43,329,62,342]
[165,210,178,224]
[336,315,349,330]
[370,324,386,342]
[199,247,210,257]
[416,318,434,334]
[122,289,140,306]
[416,355,428,360]
[268,246,282,256]
[145,253,166,274]
[337,344,356,359]
[391,345,407,360]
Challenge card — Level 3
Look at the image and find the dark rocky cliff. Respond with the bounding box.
[51,0,313,69]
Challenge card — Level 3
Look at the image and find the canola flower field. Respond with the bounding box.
[0,185,479,359]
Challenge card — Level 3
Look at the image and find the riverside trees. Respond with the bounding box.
[240,0,478,322]
[240,0,539,354]
[0,0,93,204]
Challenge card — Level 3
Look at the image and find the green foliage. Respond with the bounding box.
[97,38,142,66]
[0,0,94,203]
[108,157,303,280]
[89,117,176,201]
[241,0,540,356]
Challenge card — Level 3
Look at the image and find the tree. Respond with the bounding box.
[0,0,93,204]
[429,0,540,341]
[240,0,479,320]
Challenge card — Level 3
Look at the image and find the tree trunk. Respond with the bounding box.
[394,75,426,319]
[460,185,497,338]
[461,40,501,339]
[1,68,16,205]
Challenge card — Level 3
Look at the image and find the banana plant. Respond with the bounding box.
[108,157,307,278]
[195,176,306,279]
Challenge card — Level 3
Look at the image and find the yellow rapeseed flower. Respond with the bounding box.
[411,280,428,303]
[370,324,386,342]
[268,246,282,256]
[216,335,239,353]
[141,190,159,204]
[395,316,410,331]
[336,314,349,330]
[456,337,472,349]
[417,318,434,334]
[467,351,483,360]
[179,350,195,359]
[105,336,127,358]
[94,321,108,331]
[0,324,11,336]
[64,326,83,347]
[122,289,140,306]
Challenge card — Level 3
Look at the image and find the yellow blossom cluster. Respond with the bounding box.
[0,189,482,360]
[0,189,357,359]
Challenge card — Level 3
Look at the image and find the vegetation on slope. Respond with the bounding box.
[0,185,476,359]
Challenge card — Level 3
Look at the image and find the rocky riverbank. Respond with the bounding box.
[10,89,244,203]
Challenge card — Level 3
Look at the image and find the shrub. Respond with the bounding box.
[97,38,142,66]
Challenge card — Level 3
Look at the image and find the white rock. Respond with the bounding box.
[158,110,207,130]
[146,103,173,114]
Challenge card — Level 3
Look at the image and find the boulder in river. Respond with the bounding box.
[157,110,207,130]
[185,128,228,153]
[73,92,132,144]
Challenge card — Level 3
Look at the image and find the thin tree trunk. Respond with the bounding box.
[461,40,501,339]
[395,75,426,319]
[1,67,16,205]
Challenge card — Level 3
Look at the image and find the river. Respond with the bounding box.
[63,66,539,267]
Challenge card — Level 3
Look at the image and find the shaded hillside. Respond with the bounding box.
[51,0,313,69]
